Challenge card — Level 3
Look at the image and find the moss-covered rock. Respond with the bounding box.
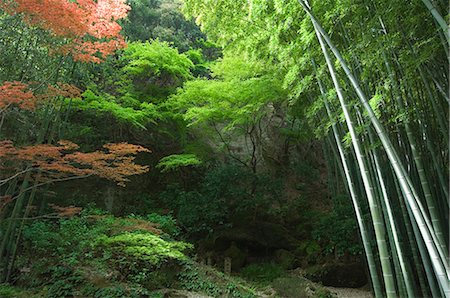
[272,276,333,298]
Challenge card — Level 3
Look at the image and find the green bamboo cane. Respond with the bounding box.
[309,18,396,296]
[378,41,447,256]
[394,176,439,297]
[5,173,39,282]
[313,60,383,297]
[366,123,415,297]
[296,3,450,294]
[395,178,431,297]
[420,0,450,42]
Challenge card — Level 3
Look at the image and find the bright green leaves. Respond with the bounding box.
[121,41,194,100]
[97,232,192,266]
[169,55,286,130]
[69,40,197,128]
[156,153,202,172]
[171,78,281,129]
[123,41,194,83]
[210,55,266,80]
[71,89,161,128]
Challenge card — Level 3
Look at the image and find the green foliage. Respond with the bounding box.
[96,232,192,266]
[122,41,194,98]
[47,278,79,298]
[160,185,227,234]
[168,55,286,130]
[67,40,195,135]
[18,209,191,295]
[240,263,284,284]
[296,240,321,263]
[145,213,180,236]
[210,54,266,81]
[71,89,161,128]
[312,195,362,257]
[123,0,209,52]
[156,153,202,172]
[179,262,257,298]
[184,48,210,76]
[0,13,70,83]
[0,284,29,298]
[160,164,283,235]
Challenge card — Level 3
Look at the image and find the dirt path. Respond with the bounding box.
[325,286,373,298]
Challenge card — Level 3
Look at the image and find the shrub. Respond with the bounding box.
[145,213,180,236]
[312,195,362,257]
[240,263,284,284]
[19,209,189,294]
[96,232,192,267]
[179,262,257,298]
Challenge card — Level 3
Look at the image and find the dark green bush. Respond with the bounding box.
[18,209,191,294]
[178,262,257,298]
[312,195,362,257]
[160,164,283,235]
[240,263,284,283]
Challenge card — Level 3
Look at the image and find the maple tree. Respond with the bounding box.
[1,0,130,63]
[0,81,82,113]
[0,81,37,111]
[43,82,83,99]
[0,140,150,187]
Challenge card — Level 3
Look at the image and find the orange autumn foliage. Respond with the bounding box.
[0,140,150,186]
[49,203,82,217]
[1,0,130,63]
[43,83,82,99]
[0,81,37,110]
[0,81,82,111]
[112,218,162,235]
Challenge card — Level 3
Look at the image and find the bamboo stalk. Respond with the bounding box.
[309,16,396,296]
[313,59,383,298]
[296,3,450,295]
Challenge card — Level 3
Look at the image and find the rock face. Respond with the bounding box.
[305,263,368,288]
[213,222,299,252]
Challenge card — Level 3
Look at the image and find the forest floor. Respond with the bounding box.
[325,286,373,298]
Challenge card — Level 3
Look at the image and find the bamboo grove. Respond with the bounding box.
[181,0,449,297]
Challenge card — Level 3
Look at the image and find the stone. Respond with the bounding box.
[223,242,247,271]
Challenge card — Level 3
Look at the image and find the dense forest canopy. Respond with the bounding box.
[0,0,448,297]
